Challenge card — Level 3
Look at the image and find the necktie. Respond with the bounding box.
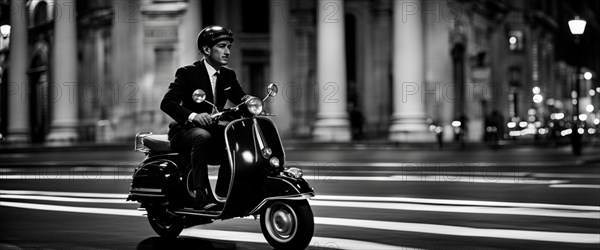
[212,72,218,104]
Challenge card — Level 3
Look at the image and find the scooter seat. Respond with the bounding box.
[142,134,173,153]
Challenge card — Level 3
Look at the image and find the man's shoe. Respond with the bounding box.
[194,189,217,210]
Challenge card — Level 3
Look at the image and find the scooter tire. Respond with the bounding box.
[147,207,184,239]
[260,200,314,250]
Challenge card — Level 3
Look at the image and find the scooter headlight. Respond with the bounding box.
[246,97,263,115]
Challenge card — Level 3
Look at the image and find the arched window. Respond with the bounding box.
[33,1,49,26]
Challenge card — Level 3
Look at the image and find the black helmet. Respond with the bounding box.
[197,25,234,50]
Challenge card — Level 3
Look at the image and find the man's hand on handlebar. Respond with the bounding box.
[192,113,213,126]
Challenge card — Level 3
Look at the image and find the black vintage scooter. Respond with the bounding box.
[128,84,315,249]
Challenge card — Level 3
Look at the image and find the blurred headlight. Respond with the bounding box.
[269,157,280,168]
[246,97,263,115]
[284,167,303,179]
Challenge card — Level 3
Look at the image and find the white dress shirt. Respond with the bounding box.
[188,60,220,122]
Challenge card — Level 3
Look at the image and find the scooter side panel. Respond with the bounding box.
[128,158,181,204]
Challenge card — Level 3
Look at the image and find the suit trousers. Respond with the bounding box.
[169,125,225,191]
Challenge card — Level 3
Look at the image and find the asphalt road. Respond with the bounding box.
[1,147,599,249]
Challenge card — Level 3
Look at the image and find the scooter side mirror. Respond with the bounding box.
[192,89,206,103]
[267,84,278,97]
[193,89,219,113]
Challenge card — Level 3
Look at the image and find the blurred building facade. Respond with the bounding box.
[0,0,598,143]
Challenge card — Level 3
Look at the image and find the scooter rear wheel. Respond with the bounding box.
[147,207,184,239]
[260,200,314,250]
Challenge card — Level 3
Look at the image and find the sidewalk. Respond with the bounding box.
[0,139,546,153]
[0,138,596,151]
[2,139,600,167]
[2,138,454,153]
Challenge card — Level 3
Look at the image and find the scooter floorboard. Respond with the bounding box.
[177,205,223,216]
[177,209,221,217]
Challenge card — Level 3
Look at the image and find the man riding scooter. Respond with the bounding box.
[160,25,253,210]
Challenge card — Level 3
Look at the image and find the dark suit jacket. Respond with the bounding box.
[161,60,247,136]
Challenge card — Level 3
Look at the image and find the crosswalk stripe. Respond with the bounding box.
[310,200,600,219]
[314,195,600,211]
[0,201,142,216]
[0,175,132,180]
[549,184,600,189]
[2,194,595,219]
[0,194,133,204]
[291,161,574,168]
[1,174,570,185]
[315,217,600,244]
[181,229,412,250]
[2,201,598,244]
[3,190,597,212]
[4,167,598,179]
[0,190,127,198]
[0,161,575,168]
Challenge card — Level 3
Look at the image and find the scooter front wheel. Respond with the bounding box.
[260,200,314,250]
[147,206,184,239]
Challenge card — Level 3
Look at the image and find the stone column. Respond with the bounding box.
[47,0,78,141]
[389,0,432,141]
[290,1,315,137]
[7,0,29,142]
[140,1,186,132]
[180,0,202,65]
[424,0,454,141]
[312,0,350,141]
[368,0,392,136]
[269,0,293,137]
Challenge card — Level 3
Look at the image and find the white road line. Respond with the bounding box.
[0,161,574,168]
[2,194,596,219]
[3,170,599,180]
[0,162,137,167]
[399,172,600,179]
[292,162,574,168]
[0,175,132,180]
[309,200,600,219]
[314,195,600,211]
[180,229,412,250]
[315,217,600,244]
[549,184,600,189]
[0,190,127,198]
[0,174,569,185]
[4,166,598,179]
[387,175,566,184]
[2,201,598,244]
[3,190,597,212]
[0,194,132,204]
[536,173,600,179]
[0,201,142,216]
[306,175,569,185]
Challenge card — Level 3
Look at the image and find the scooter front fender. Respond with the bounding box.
[265,175,314,197]
[249,175,315,215]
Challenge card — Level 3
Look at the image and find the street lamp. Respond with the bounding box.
[0,25,10,39]
[568,16,586,156]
